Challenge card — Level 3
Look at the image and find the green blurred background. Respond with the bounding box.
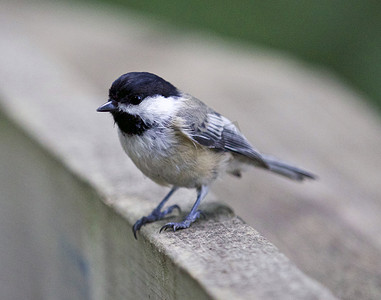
[88,0,381,110]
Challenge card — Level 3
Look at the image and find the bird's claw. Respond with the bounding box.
[132,204,181,239]
[160,221,191,233]
[159,210,203,233]
[132,217,148,239]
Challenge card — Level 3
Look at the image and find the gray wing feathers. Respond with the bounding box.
[177,97,268,168]
[176,96,315,181]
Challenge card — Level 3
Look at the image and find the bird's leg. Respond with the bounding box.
[133,186,180,239]
[160,185,209,233]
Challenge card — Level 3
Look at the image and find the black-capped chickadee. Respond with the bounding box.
[97,72,315,239]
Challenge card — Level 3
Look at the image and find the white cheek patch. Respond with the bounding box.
[119,95,181,122]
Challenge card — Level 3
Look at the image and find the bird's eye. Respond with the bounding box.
[130,95,143,105]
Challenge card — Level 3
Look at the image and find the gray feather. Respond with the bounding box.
[262,155,316,181]
[177,96,268,168]
[176,95,316,181]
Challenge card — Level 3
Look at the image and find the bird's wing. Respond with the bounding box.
[175,96,268,168]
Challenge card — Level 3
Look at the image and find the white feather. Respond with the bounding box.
[118,95,181,124]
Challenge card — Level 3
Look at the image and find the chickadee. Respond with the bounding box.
[97,72,315,238]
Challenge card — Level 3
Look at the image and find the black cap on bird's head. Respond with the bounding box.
[97,72,180,113]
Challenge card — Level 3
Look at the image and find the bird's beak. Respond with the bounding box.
[97,100,118,112]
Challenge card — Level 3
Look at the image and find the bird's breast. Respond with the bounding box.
[118,128,231,188]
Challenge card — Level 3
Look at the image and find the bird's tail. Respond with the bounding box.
[262,154,316,181]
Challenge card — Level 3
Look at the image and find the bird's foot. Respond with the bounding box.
[160,210,204,233]
[133,204,180,239]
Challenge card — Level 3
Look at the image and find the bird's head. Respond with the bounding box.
[97,72,181,134]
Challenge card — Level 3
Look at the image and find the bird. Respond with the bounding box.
[97,72,316,239]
